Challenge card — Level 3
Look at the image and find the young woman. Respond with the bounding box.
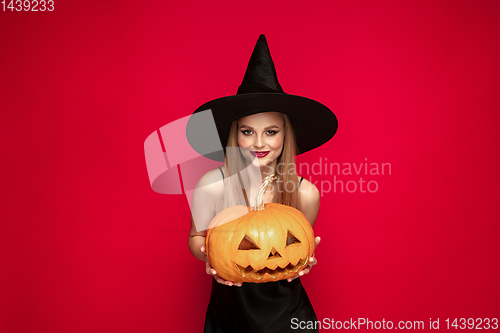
[186,35,338,333]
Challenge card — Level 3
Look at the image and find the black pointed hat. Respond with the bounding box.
[186,34,338,162]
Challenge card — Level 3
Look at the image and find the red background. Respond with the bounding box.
[1,1,499,332]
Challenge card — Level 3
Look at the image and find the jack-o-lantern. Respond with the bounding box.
[206,174,315,283]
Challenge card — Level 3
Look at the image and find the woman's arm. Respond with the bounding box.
[287,176,321,282]
[188,168,223,261]
[187,168,242,286]
[188,218,207,262]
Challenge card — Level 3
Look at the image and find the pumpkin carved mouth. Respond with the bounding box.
[235,257,308,279]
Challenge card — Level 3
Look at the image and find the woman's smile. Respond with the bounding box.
[250,151,270,158]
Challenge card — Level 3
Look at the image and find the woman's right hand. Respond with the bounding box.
[201,246,242,287]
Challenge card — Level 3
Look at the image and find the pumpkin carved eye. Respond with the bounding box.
[238,235,261,250]
[286,230,301,246]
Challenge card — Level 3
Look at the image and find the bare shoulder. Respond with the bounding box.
[297,176,320,200]
[195,167,225,196]
[190,167,224,233]
[296,175,320,227]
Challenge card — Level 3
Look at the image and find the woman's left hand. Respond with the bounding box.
[287,236,320,282]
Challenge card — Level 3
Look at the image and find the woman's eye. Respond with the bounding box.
[241,130,253,135]
[266,130,278,135]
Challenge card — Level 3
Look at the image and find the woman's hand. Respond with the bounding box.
[201,246,242,287]
[288,236,320,282]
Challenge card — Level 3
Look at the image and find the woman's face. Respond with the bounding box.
[237,112,285,168]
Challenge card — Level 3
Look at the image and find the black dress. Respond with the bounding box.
[204,169,318,333]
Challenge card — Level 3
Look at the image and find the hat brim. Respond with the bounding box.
[186,93,338,162]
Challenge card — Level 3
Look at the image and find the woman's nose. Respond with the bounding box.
[254,135,265,148]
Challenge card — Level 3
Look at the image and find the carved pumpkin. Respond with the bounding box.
[206,174,315,283]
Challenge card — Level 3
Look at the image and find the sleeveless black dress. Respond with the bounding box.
[204,169,318,333]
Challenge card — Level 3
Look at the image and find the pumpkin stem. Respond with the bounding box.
[255,174,278,211]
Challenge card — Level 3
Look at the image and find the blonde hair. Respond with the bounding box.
[215,113,300,214]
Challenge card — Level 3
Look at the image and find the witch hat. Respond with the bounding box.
[186,34,338,162]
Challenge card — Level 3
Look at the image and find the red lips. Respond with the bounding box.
[250,151,270,158]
